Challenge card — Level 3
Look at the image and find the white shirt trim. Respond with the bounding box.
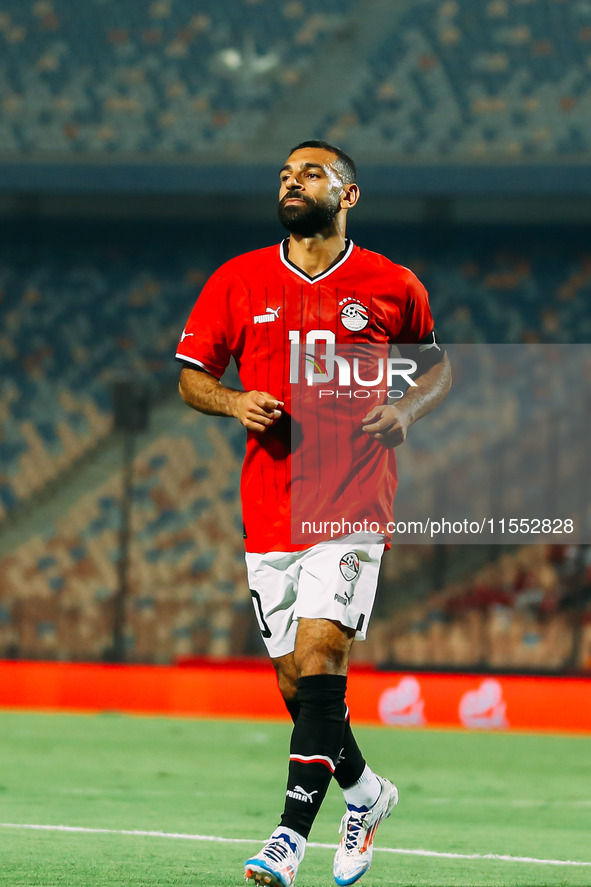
[279,238,354,283]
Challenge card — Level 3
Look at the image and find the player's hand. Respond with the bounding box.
[232,390,284,432]
[361,403,411,448]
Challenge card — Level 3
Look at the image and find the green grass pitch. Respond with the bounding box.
[0,710,590,886]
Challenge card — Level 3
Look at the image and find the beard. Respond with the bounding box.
[278,192,340,236]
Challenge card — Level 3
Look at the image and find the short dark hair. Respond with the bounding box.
[289,139,357,185]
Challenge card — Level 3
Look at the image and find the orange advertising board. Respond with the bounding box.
[347,671,591,733]
[0,660,589,733]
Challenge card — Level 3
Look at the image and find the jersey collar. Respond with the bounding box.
[279,238,354,283]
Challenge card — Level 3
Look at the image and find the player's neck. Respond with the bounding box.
[287,232,348,279]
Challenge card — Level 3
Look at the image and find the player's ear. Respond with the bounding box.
[341,183,359,210]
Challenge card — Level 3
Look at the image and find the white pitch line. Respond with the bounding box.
[1,822,590,868]
[425,797,591,808]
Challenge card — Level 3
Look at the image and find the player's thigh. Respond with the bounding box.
[295,541,385,641]
[245,550,300,658]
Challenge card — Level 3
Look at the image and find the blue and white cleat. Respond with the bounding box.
[333,775,398,885]
[245,830,304,886]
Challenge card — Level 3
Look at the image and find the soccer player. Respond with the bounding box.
[176,140,451,886]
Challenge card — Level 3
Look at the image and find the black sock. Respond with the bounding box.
[333,712,366,789]
[279,674,347,839]
[284,696,300,723]
[283,694,365,790]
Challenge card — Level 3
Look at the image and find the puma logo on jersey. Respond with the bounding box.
[286,785,319,803]
[180,329,194,342]
[254,307,281,324]
[418,331,441,352]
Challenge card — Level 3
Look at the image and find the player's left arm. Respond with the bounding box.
[362,336,451,448]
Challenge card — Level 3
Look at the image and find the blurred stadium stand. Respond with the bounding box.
[1,0,590,163]
[0,0,590,670]
[321,0,591,160]
[0,0,356,156]
[371,543,591,673]
[0,407,249,662]
[0,225,218,519]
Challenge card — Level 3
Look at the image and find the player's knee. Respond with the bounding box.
[293,619,353,677]
[294,640,350,676]
[272,657,298,701]
[278,673,298,701]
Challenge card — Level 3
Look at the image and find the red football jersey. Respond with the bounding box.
[176,239,435,552]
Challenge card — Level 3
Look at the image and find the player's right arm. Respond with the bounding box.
[179,367,283,433]
[176,263,284,432]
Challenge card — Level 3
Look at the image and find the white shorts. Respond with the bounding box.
[245,539,385,659]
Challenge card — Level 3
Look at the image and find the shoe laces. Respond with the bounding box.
[264,839,293,865]
[340,809,369,853]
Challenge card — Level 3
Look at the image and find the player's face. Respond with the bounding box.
[278,148,346,236]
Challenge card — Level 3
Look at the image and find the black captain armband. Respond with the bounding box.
[397,330,446,374]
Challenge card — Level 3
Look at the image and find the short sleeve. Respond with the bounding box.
[395,270,435,344]
[175,268,234,379]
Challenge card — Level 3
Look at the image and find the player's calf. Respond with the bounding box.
[279,673,347,838]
